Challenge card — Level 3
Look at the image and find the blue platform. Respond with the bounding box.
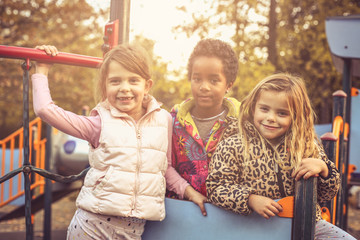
[142,198,292,240]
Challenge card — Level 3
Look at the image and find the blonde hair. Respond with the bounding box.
[96,44,152,102]
[238,73,319,169]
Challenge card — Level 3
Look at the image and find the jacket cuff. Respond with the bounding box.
[319,161,332,181]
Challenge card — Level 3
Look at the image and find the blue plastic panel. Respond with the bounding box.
[315,124,332,137]
[142,198,292,240]
[349,91,360,170]
[325,15,360,59]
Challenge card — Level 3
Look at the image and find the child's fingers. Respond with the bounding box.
[261,212,270,219]
[291,168,299,178]
[262,207,279,219]
[272,201,283,212]
[293,169,304,181]
[294,168,319,180]
[47,45,58,56]
[265,208,277,218]
[35,45,44,50]
[293,166,310,180]
[198,202,207,216]
[260,200,282,219]
[303,171,319,179]
[303,171,312,179]
[35,45,58,56]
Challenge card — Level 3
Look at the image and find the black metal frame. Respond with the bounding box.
[0,59,89,240]
[332,89,348,228]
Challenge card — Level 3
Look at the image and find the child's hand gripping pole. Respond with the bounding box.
[34,45,59,76]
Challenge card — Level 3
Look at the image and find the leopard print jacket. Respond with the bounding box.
[206,117,340,221]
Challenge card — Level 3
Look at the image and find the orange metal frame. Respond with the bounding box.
[0,117,46,207]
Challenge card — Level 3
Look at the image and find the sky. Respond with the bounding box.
[88,0,203,72]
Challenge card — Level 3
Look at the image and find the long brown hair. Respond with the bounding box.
[238,73,318,169]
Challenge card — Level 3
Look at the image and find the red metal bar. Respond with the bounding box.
[0,45,102,68]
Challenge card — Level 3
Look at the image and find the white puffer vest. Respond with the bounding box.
[76,98,169,221]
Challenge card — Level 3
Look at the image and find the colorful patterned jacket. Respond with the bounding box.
[166,97,241,198]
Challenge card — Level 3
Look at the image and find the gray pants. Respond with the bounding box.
[315,220,356,240]
[66,208,146,240]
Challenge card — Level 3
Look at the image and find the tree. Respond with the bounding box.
[172,0,360,123]
[0,0,106,139]
[173,0,276,104]
[132,35,192,111]
[276,0,360,121]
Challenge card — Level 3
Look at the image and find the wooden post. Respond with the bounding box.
[292,178,317,240]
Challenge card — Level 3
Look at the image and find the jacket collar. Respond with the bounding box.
[172,97,240,126]
[94,95,161,119]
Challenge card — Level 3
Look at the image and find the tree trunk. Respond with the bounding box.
[268,0,278,69]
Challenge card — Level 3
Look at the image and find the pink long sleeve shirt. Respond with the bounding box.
[31,73,188,198]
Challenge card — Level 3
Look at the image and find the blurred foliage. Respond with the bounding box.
[0,0,106,139]
[276,0,360,122]
[173,0,360,123]
[132,35,191,111]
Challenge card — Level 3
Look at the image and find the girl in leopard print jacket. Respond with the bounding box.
[206,73,356,239]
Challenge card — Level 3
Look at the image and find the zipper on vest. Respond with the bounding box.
[136,129,141,139]
[132,127,141,212]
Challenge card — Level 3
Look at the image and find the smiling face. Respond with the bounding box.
[190,56,232,117]
[106,61,152,121]
[253,90,292,146]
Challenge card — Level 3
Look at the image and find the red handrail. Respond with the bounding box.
[0,45,102,68]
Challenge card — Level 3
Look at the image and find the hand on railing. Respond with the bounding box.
[34,45,59,76]
[0,45,102,68]
[292,158,328,180]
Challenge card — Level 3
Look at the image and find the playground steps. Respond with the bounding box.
[0,204,18,219]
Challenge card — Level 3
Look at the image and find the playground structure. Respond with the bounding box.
[324,15,360,230]
[0,1,359,239]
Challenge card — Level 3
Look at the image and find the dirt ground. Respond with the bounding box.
[0,190,78,239]
[0,189,360,239]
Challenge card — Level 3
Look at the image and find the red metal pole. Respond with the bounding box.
[0,45,102,68]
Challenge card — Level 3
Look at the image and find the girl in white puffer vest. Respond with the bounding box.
[32,44,172,240]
